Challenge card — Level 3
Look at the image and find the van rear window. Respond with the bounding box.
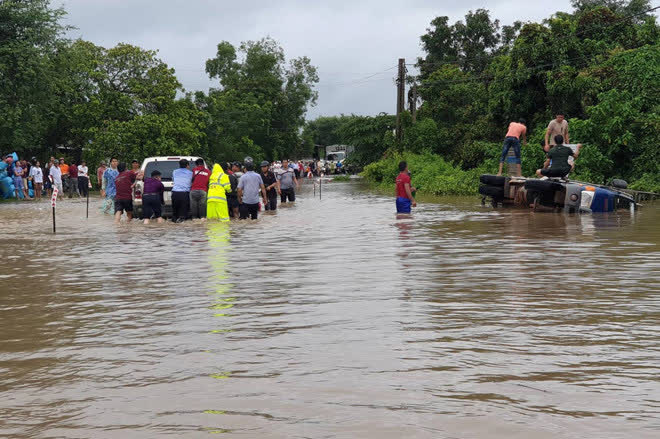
[144,161,181,181]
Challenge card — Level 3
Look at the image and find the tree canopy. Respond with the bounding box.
[0,1,318,165]
[307,0,659,191]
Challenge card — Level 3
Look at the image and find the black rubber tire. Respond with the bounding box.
[611,179,628,189]
[479,185,504,199]
[479,174,506,187]
[524,179,563,192]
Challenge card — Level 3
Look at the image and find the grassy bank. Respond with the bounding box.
[361,151,660,196]
[361,152,490,196]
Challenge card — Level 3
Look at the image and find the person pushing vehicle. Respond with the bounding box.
[207,163,232,222]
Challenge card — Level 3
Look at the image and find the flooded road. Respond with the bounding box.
[1,182,659,438]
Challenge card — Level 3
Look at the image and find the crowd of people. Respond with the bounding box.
[99,157,306,224]
[0,155,90,201]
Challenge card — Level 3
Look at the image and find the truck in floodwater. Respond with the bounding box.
[324,144,355,174]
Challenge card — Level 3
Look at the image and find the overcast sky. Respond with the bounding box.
[56,0,576,119]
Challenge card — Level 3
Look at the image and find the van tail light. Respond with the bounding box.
[134,183,143,200]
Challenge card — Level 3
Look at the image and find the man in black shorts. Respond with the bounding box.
[227,162,241,218]
[142,170,165,224]
[113,162,137,224]
[259,161,279,211]
[536,135,582,178]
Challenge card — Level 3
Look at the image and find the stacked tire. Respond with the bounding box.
[524,179,564,208]
[479,175,506,204]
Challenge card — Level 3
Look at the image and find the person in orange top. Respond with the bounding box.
[497,119,527,176]
[58,158,71,195]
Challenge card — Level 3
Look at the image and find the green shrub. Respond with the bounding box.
[629,173,660,193]
[361,152,482,196]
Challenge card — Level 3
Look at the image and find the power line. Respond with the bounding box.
[319,65,398,86]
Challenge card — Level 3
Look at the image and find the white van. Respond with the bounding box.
[133,156,205,218]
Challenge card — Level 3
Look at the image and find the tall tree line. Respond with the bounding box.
[0,0,318,164]
[306,0,659,189]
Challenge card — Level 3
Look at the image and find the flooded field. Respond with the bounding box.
[1,182,659,438]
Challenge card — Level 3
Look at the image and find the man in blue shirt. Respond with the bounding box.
[101,157,119,215]
[171,159,193,222]
[237,162,267,220]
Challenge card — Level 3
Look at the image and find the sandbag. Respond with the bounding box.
[0,176,15,199]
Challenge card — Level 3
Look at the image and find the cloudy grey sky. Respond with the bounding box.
[56,0,574,119]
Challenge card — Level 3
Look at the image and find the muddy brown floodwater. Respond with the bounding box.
[0,181,659,438]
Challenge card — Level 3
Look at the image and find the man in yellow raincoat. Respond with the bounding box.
[207,163,231,221]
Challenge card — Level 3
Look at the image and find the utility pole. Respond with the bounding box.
[411,83,418,123]
[395,58,405,143]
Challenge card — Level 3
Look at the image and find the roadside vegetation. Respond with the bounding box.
[305,1,660,194]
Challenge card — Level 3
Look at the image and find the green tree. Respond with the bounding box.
[70,43,206,162]
[303,115,354,148]
[0,0,67,155]
[361,0,659,192]
[335,113,396,167]
[203,37,318,162]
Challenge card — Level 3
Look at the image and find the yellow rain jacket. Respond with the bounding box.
[207,164,231,221]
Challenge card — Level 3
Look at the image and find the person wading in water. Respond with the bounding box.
[395,161,417,214]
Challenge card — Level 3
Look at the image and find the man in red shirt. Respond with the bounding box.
[190,158,210,219]
[68,162,80,198]
[113,162,137,224]
[395,161,417,214]
[497,118,527,176]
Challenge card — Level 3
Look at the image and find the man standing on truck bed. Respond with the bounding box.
[536,135,582,179]
[171,159,193,223]
[544,113,569,152]
[497,118,527,177]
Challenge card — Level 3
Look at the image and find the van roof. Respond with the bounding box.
[142,156,203,161]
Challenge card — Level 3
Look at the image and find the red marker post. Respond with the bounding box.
[51,187,58,233]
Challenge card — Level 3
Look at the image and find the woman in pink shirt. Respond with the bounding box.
[497,118,527,176]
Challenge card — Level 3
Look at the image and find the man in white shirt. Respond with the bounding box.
[49,162,63,200]
[78,160,89,197]
[29,161,44,201]
[276,159,299,203]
